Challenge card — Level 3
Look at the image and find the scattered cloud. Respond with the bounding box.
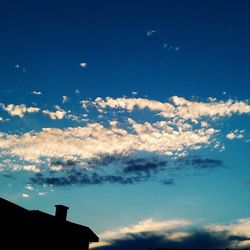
[146,30,157,36]
[80,62,87,68]
[226,130,245,140]
[25,184,34,190]
[1,104,40,118]
[163,43,168,48]
[88,96,250,120]
[163,44,181,52]
[62,95,69,103]
[38,192,46,196]
[31,91,42,95]
[42,106,66,120]
[22,193,29,198]
[176,156,223,169]
[75,88,81,95]
[14,64,26,72]
[0,96,248,186]
[31,172,145,186]
[29,155,222,187]
[0,120,219,169]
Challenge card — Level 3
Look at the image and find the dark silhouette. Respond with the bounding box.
[0,196,98,249]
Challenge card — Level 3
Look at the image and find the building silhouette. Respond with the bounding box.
[0,196,99,249]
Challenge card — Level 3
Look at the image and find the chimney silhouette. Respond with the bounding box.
[55,205,69,221]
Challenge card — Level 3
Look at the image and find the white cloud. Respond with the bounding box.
[88,96,250,120]
[62,95,69,103]
[0,118,219,171]
[11,164,40,173]
[0,117,4,122]
[1,104,40,118]
[146,30,157,36]
[0,96,249,177]
[15,64,20,69]
[42,106,66,120]
[38,192,46,196]
[91,217,250,249]
[22,193,29,198]
[91,218,192,248]
[80,62,87,68]
[207,218,250,247]
[226,130,245,140]
[25,184,34,191]
[31,91,42,95]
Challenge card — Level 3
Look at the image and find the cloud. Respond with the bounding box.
[0,120,218,170]
[0,117,4,122]
[80,62,87,68]
[42,106,66,120]
[92,218,250,250]
[122,158,167,175]
[88,96,250,120]
[31,172,145,186]
[1,104,40,118]
[22,193,29,198]
[146,30,157,36]
[93,231,230,250]
[38,192,46,196]
[92,218,192,248]
[226,129,245,140]
[62,95,69,103]
[25,184,34,190]
[31,91,42,95]
[0,96,248,186]
[75,88,81,95]
[176,156,223,169]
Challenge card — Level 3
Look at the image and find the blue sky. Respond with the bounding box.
[1,1,250,249]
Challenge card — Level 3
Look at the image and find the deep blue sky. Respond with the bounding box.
[1,0,250,101]
[0,1,250,249]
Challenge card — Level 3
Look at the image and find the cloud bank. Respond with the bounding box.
[0,96,249,186]
[91,218,250,250]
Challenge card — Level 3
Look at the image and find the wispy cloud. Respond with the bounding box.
[146,30,157,37]
[31,91,42,95]
[62,95,69,103]
[75,88,81,95]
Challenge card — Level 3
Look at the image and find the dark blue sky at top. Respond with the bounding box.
[0,0,250,105]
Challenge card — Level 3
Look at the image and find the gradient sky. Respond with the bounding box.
[1,1,250,249]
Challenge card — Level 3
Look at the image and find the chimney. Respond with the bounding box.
[55,205,69,221]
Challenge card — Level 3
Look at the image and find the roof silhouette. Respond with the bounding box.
[0,196,98,249]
